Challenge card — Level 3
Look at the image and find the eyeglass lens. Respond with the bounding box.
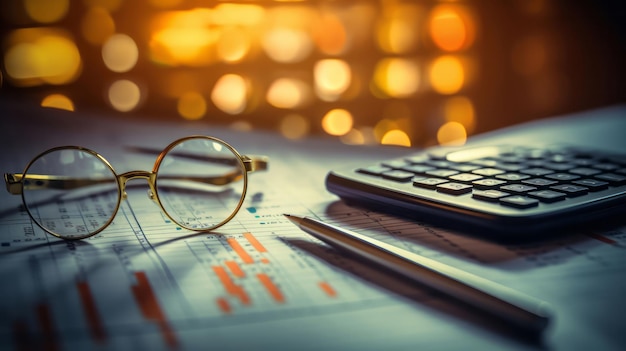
[20,138,247,239]
[155,137,246,231]
[22,148,120,239]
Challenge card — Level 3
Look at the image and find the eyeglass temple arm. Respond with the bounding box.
[4,156,268,195]
[5,174,22,195]
[4,173,240,194]
[242,155,269,173]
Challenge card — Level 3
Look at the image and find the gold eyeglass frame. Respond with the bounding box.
[4,135,269,240]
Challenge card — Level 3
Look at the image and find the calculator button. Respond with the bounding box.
[569,168,601,176]
[404,155,430,164]
[519,168,554,176]
[494,163,526,172]
[472,189,510,202]
[572,159,597,167]
[495,173,531,181]
[572,179,609,191]
[550,184,589,197]
[382,170,415,182]
[500,196,539,209]
[449,164,481,172]
[449,173,484,183]
[436,182,473,195]
[472,178,508,189]
[382,159,410,169]
[594,173,626,185]
[543,163,575,171]
[500,184,537,194]
[525,160,546,167]
[401,164,436,174]
[426,169,459,178]
[413,177,449,189]
[358,165,391,175]
[521,178,559,188]
[425,160,454,168]
[592,163,620,171]
[471,159,499,167]
[472,168,506,176]
[496,156,525,164]
[528,190,566,203]
[545,173,581,181]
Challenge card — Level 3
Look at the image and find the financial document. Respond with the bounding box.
[1,104,626,350]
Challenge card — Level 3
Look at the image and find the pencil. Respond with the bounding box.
[284,213,552,333]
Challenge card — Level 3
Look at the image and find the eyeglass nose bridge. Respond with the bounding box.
[117,170,158,200]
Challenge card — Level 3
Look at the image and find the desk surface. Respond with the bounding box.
[1,101,625,351]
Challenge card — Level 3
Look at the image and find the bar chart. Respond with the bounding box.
[1,177,625,350]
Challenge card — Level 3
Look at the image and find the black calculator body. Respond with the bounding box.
[325,107,626,240]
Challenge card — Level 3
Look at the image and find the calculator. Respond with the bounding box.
[326,144,626,239]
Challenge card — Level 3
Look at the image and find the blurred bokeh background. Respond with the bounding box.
[1,0,624,147]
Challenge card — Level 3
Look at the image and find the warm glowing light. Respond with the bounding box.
[280,114,310,140]
[151,26,216,66]
[41,94,75,111]
[102,34,138,73]
[24,0,69,23]
[374,119,398,142]
[376,4,421,54]
[314,59,352,101]
[429,56,464,95]
[150,5,264,66]
[444,96,476,133]
[373,58,420,98]
[267,78,310,109]
[4,29,82,86]
[108,79,142,112]
[429,5,473,52]
[217,27,252,63]
[313,14,348,55]
[262,28,313,63]
[211,74,248,115]
[81,7,116,45]
[150,9,218,66]
[211,4,265,26]
[437,121,467,146]
[381,129,411,147]
[177,92,207,120]
[322,109,353,136]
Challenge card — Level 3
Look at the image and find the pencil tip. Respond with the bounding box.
[283,213,302,225]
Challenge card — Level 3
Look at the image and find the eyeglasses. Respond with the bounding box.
[4,136,268,240]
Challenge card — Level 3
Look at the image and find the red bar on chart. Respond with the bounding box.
[216,297,232,314]
[227,238,254,264]
[244,232,267,252]
[213,266,251,305]
[36,303,59,351]
[587,232,618,245]
[131,272,178,349]
[225,260,245,278]
[318,282,338,298]
[77,281,106,343]
[257,273,285,303]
